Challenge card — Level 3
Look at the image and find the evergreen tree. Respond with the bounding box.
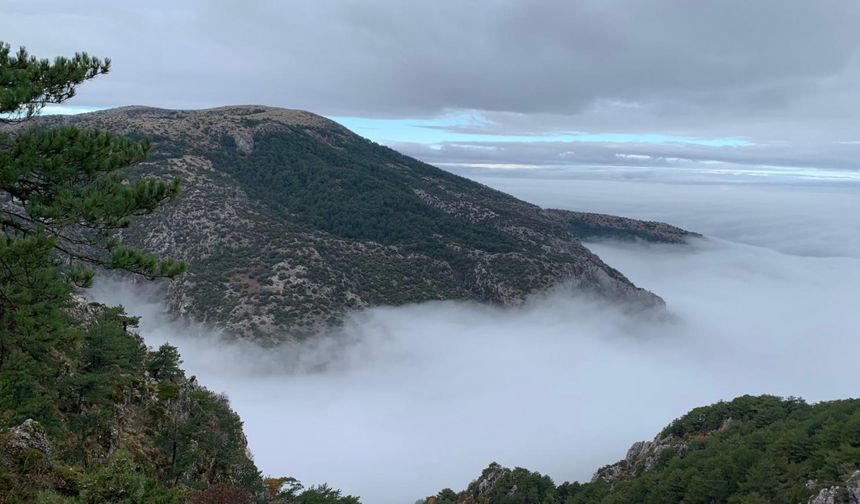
[0,40,184,432]
[148,343,184,382]
[0,41,185,284]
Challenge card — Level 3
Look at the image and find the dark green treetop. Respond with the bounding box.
[0,41,185,283]
[0,41,109,121]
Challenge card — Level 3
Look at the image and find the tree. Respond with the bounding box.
[0,41,185,427]
[61,309,148,465]
[0,349,57,429]
[0,41,185,285]
[148,343,184,382]
[0,37,186,478]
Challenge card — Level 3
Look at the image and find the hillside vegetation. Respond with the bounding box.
[424,395,860,504]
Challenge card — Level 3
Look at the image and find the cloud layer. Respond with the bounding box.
[3,1,858,124]
[88,175,860,504]
[5,1,860,175]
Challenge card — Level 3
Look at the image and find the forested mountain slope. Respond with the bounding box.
[423,395,860,504]
[28,106,696,341]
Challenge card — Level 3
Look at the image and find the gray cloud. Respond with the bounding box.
[3,1,860,142]
[393,137,860,175]
[88,176,860,504]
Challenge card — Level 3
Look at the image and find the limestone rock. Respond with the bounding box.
[808,471,860,504]
[3,419,51,458]
[592,434,689,484]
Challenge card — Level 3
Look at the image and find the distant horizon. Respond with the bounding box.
[40,103,860,184]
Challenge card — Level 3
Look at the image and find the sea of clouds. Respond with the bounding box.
[89,167,860,504]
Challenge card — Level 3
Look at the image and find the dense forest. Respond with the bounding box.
[0,42,359,503]
[206,125,526,277]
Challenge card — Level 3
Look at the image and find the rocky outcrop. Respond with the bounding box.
[473,463,508,498]
[543,209,701,244]
[2,419,51,458]
[807,471,860,504]
[592,434,689,484]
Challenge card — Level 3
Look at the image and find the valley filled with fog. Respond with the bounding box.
[90,169,860,504]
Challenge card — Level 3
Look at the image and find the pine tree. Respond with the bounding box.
[0,40,186,379]
[0,41,185,284]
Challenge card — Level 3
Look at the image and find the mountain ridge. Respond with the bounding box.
[423,395,860,504]
[19,105,698,341]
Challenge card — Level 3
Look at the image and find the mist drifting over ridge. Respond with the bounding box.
[88,172,860,504]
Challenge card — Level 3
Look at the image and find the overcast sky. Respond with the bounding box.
[3,0,860,174]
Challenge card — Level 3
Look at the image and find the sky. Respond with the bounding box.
[3,0,860,176]
[89,173,860,503]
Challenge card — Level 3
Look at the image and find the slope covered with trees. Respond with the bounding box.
[423,395,860,504]
[0,42,359,504]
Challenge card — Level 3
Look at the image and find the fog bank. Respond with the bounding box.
[89,177,860,504]
[468,170,860,259]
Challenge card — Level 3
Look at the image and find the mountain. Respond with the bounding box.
[30,106,696,341]
[422,395,860,504]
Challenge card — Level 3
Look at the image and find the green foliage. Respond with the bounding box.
[209,128,522,256]
[270,480,361,504]
[0,350,58,429]
[1,41,185,280]
[158,388,264,493]
[0,124,185,279]
[0,233,72,367]
[76,450,181,504]
[660,394,807,439]
[465,463,557,504]
[0,42,109,120]
[434,488,459,504]
[60,309,147,465]
[429,396,860,504]
[147,343,184,382]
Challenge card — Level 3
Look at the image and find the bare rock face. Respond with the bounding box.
[592,434,689,484]
[24,106,697,341]
[3,419,51,458]
[475,464,508,497]
[807,471,860,504]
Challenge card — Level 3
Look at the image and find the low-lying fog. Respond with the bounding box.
[90,169,860,504]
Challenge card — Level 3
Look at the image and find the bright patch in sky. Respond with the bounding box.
[41,104,106,115]
[36,105,749,148]
[328,114,753,147]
